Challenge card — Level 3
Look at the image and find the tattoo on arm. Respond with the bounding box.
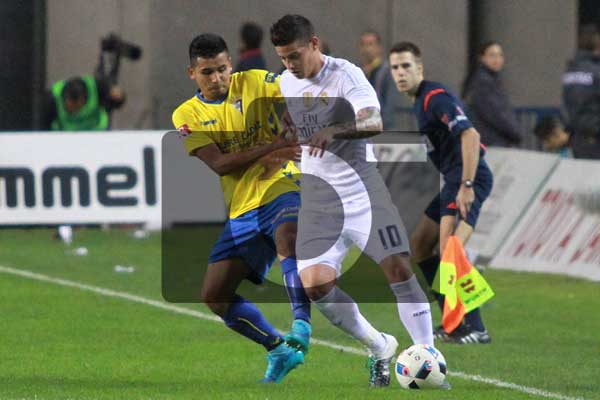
[356,107,383,131]
[332,107,383,139]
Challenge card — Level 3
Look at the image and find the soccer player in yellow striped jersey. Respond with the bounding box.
[171,33,310,383]
[173,66,300,219]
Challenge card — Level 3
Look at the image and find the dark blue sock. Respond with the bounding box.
[417,255,445,311]
[464,307,486,332]
[281,256,311,323]
[223,295,283,351]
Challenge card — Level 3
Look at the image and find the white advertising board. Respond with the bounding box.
[491,158,600,282]
[0,131,225,226]
[466,148,559,260]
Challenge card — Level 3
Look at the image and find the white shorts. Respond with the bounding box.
[296,181,410,275]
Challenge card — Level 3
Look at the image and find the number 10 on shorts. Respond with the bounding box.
[378,225,402,250]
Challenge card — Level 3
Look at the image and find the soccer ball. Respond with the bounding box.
[395,344,447,389]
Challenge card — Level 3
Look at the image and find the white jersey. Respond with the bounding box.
[280,56,381,204]
[281,56,411,271]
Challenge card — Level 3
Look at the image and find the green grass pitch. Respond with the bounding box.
[0,227,598,400]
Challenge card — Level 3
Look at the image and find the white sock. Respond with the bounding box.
[390,275,434,346]
[313,286,387,355]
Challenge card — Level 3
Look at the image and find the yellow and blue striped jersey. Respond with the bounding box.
[172,69,300,218]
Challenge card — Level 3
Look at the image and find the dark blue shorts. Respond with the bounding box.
[424,163,493,228]
[208,192,300,284]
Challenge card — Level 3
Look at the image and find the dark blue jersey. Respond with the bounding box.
[413,80,486,180]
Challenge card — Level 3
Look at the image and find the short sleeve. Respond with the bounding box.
[261,70,282,99]
[240,70,283,102]
[428,93,472,137]
[172,105,215,155]
[340,66,380,113]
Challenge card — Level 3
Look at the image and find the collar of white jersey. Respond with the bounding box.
[310,55,330,82]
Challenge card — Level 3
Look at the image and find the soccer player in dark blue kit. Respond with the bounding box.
[389,42,493,344]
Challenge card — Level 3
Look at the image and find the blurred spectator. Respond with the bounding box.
[358,30,406,130]
[462,41,523,147]
[534,116,572,158]
[43,75,125,131]
[562,23,600,159]
[562,24,600,122]
[235,22,267,72]
[359,30,385,81]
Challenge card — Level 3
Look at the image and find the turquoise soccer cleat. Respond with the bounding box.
[260,342,305,383]
[284,319,312,354]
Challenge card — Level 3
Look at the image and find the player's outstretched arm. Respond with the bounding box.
[189,131,299,176]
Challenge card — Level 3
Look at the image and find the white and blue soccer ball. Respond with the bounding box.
[395,344,447,389]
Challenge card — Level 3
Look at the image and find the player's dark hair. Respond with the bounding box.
[270,14,315,46]
[189,33,228,64]
[361,30,382,44]
[534,116,563,140]
[389,41,422,59]
[62,77,87,101]
[241,22,263,50]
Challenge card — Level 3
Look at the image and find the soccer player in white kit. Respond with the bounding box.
[270,14,434,387]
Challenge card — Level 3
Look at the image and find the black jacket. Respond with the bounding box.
[562,50,600,123]
[562,51,600,159]
[462,65,523,147]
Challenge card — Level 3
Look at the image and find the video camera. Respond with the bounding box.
[96,33,143,85]
[101,33,142,60]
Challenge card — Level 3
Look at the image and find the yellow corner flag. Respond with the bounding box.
[434,236,495,334]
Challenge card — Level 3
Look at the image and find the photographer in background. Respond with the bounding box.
[42,75,125,131]
[43,33,141,131]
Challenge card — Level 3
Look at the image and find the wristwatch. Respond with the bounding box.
[462,179,474,188]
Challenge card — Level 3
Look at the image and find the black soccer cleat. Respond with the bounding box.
[433,325,449,342]
[448,324,491,344]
